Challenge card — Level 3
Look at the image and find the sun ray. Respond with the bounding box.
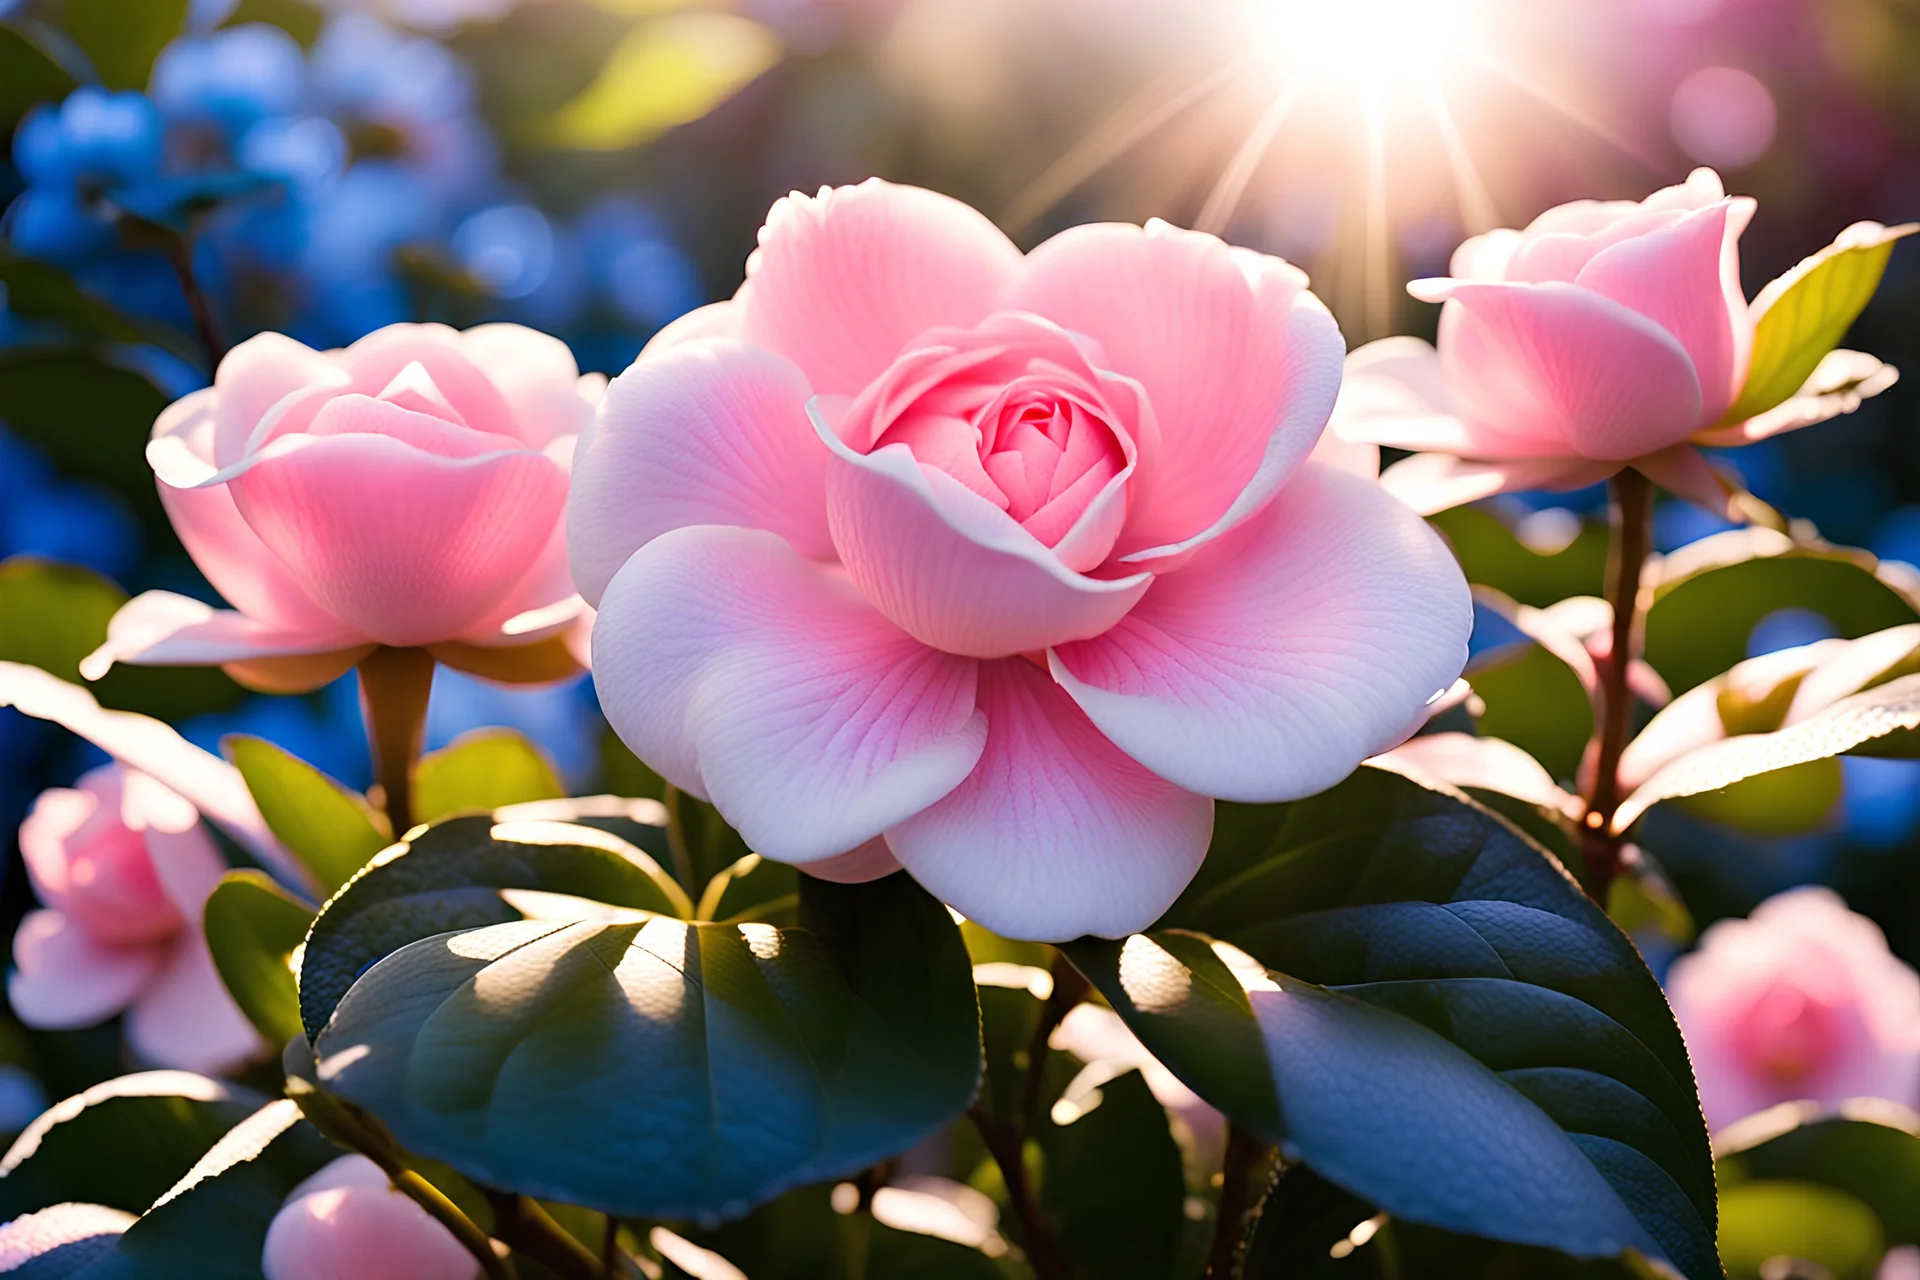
[1424,83,1500,235]
[1475,50,1665,173]
[1362,90,1391,339]
[1194,75,1304,236]
[1003,59,1245,236]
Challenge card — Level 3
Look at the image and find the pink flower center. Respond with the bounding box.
[846,314,1142,570]
[1733,977,1844,1084]
[64,816,181,947]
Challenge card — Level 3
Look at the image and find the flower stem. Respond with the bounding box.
[158,229,225,372]
[1205,1125,1278,1278]
[392,1167,515,1280]
[1580,467,1655,901]
[660,784,697,892]
[483,1190,606,1280]
[968,1105,1069,1280]
[1021,952,1089,1135]
[358,646,436,835]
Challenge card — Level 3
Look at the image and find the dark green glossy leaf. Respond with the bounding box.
[1645,535,1919,696]
[203,871,314,1047]
[59,0,188,89]
[0,1073,262,1221]
[694,853,798,925]
[222,0,322,45]
[1249,1165,1685,1278]
[298,810,692,1040]
[1037,1067,1185,1280]
[312,872,981,1221]
[77,1100,340,1278]
[0,24,76,131]
[0,354,167,527]
[1064,767,1716,1279]
[225,735,390,894]
[1429,506,1609,608]
[684,1181,1005,1279]
[413,728,565,823]
[0,256,195,361]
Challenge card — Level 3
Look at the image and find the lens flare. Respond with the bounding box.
[1250,0,1485,98]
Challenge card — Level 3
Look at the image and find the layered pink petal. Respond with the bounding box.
[1574,199,1754,424]
[210,333,343,470]
[738,180,1023,395]
[1004,222,1344,563]
[1698,350,1901,447]
[1425,282,1705,461]
[0,663,293,877]
[1050,464,1471,802]
[568,341,833,608]
[82,591,369,682]
[799,837,905,885]
[1376,452,1619,517]
[125,934,263,1075]
[1330,336,1482,454]
[820,418,1150,659]
[885,659,1213,941]
[8,909,162,1029]
[1373,733,1580,817]
[148,393,340,636]
[337,323,520,441]
[592,525,988,864]
[456,324,596,447]
[447,515,587,650]
[226,435,568,647]
[639,298,743,358]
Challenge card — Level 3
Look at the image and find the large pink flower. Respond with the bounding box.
[10,764,260,1076]
[1335,169,1911,515]
[1667,886,1920,1133]
[85,323,600,694]
[570,179,1471,941]
[262,1156,477,1280]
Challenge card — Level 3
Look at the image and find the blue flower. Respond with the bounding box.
[150,24,307,139]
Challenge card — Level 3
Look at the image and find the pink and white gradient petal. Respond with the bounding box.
[1634,444,1745,521]
[208,333,344,470]
[1372,732,1581,818]
[799,837,906,885]
[1374,450,1620,517]
[885,659,1214,942]
[819,416,1150,659]
[591,525,988,865]
[568,341,834,608]
[1415,281,1705,461]
[1572,199,1755,425]
[226,434,569,648]
[456,324,598,448]
[81,591,369,685]
[1003,222,1345,564]
[1050,464,1470,803]
[124,934,264,1075]
[8,909,163,1030]
[738,180,1024,397]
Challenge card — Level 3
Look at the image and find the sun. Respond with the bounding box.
[1248,0,1487,100]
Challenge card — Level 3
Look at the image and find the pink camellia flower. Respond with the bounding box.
[1334,169,1912,516]
[11,764,260,1076]
[83,323,600,694]
[570,179,1471,941]
[1667,886,1920,1133]
[261,1156,477,1280]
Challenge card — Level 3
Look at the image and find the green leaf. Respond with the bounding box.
[0,352,170,532]
[222,0,322,45]
[1063,766,1716,1279]
[0,24,77,132]
[544,11,781,150]
[1724,221,1918,424]
[297,810,694,1040]
[694,852,799,925]
[1037,1067,1186,1279]
[58,0,188,90]
[1668,756,1842,835]
[1717,1182,1883,1280]
[0,254,197,362]
[1248,1164,1685,1278]
[413,728,565,823]
[203,871,315,1046]
[311,872,982,1220]
[225,735,391,894]
[1645,531,1920,696]
[79,1099,340,1278]
[0,1073,263,1221]
[684,1182,1006,1279]
[1614,674,1920,831]
[1430,506,1610,608]
[1468,640,1595,782]
[1717,1109,1920,1246]
[0,558,242,722]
